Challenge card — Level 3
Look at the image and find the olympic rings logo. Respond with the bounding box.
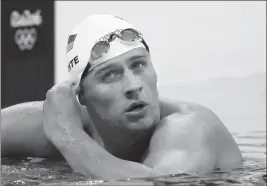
[14,28,37,51]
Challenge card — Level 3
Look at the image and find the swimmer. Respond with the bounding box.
[1,15,242,180]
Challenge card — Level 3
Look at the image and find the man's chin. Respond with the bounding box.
[126,116,157,131]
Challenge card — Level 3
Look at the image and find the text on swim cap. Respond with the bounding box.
[68,55,79,71]
[95,29,122,43]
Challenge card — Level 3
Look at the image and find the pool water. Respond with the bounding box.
[1,130,266,186]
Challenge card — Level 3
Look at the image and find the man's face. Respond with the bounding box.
[80,47,160,132]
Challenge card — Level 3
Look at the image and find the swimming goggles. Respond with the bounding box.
[80,28,149,82]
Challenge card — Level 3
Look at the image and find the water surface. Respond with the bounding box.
[1,130,266,186]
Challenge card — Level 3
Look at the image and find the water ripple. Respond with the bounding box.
[1,130,266,186]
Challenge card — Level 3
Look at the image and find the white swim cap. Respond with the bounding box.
[66,14,147,83]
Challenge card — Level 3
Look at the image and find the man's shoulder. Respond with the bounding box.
[156,97,214,143]
[159,96,213,118]
[156,97,242,168]
[146,99,218,168]
[158,96,226,139]
[156,96,233,156]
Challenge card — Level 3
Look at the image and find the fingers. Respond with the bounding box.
[49,76,81,96]
[60,78,79,88]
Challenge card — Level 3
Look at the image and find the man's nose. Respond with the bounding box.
[123,72,143,99]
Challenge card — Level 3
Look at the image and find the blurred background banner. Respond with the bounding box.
[1,1,54,108]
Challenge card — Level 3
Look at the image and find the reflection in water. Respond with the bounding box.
[1,131,266,186]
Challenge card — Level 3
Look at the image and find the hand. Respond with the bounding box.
[43,78,83,141]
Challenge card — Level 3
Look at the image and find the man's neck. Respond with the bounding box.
[93,122,155,162]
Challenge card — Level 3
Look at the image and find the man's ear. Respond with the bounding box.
[78,87,86,106]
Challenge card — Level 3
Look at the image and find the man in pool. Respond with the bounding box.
[1,15,242,180]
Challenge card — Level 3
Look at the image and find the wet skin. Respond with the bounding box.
[1,48,242,179]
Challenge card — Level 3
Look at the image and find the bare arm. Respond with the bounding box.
[1,101,153,179]
[143,104,242,174]
[1,99,96,158]
[50,122,153,180]
[1,101,61,158]
[144,112,217,174]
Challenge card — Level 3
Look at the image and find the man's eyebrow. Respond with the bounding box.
[93,63,117,75]
[93,54,148,75]
[127,54,148,62]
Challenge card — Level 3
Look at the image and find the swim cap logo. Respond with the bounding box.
[66,34,77,53]
[68,55,79,71]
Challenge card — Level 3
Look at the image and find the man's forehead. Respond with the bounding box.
[93,47,149,70]
[106,47,149,63]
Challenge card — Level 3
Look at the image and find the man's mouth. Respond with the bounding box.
[126,101,147,112]
[125,101,148,118]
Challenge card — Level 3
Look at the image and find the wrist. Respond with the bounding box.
[55,114,83,130]
[45,118,83,144]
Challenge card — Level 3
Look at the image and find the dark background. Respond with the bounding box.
[1,1,55,108]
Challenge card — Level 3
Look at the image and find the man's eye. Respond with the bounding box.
[103,71,119,81]
[132,61,145,70]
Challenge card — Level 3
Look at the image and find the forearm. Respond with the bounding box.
[49,122,153,180]
[1,102,55,157]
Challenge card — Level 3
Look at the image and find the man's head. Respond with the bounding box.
[66,15,160,133]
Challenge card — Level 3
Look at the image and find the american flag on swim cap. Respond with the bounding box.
[66,34,77,53]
